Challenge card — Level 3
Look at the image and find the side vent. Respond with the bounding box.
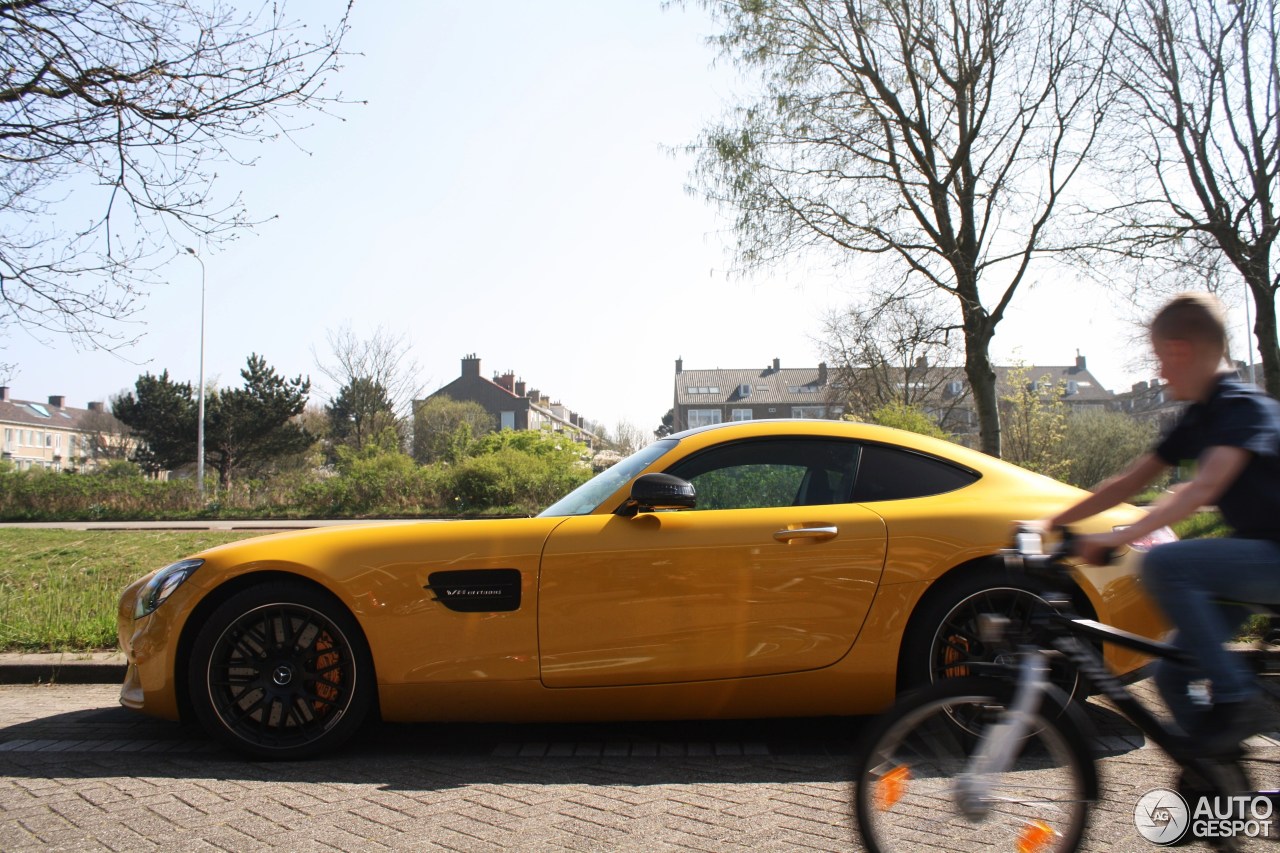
[425,569,522,612]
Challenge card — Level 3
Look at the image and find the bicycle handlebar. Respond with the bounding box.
[1003,525,1117,591]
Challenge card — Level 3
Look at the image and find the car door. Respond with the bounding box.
[537,437,888,688]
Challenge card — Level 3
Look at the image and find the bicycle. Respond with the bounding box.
[852,526,1280,853]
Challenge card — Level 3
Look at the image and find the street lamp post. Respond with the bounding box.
[1244,284,1257,385]
[186,248,206,497]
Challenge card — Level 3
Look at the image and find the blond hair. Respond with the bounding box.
[1149,292,1228,356]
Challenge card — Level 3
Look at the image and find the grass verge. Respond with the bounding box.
[0,529,264,652]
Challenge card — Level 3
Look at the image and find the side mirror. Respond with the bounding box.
[622,473,696,515]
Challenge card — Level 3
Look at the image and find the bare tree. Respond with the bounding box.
[79,405,133,465]
[1091,0,1280,394]
[608,420,650,455]
[818,288,969,429]
[0,0,354,346]
[313,324,425,450]
[689,0,1115,456]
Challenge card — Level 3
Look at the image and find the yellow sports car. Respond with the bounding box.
[117,420,1168,759]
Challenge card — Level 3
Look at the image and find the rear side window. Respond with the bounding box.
[851,444,978,502]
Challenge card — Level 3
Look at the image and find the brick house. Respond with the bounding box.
[421,355,599,446]
[672,358,839,431]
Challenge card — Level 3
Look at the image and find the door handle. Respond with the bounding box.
[773,526,838,542]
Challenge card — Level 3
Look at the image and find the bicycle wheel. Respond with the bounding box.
[854,678,1097,853]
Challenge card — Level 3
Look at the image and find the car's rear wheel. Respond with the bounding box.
[900,566,1082,700]
[188,581,373,760]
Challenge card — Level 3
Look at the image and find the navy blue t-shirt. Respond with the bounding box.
[1155,375,1280,540]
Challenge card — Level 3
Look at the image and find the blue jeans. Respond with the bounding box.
[1140,536,1280,732]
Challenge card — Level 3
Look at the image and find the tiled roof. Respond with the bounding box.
[995,364,1114,402]
[675,360,1116,407]
[0,398,117,430]
[675,367,828,406]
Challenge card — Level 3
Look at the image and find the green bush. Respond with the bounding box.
[1060,409,1157,489]
[0,430,597,520]
[865,402,950,440]
[446,448,591,514]
[294,446,442,516]
[0,465,201,520]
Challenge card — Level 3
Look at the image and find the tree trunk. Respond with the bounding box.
[965,342,1001,457]
[959,301,1001,457]
[1246,276,1280,397]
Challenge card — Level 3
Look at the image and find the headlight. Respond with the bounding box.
[134,559,204,618]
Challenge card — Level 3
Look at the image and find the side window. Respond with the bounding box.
[665,439,860,511]
[851,444,978,502]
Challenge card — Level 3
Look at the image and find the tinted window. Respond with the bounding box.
[665,439,860,510]
[850,444,978,502]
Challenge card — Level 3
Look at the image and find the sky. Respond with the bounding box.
[3,1,1259,434]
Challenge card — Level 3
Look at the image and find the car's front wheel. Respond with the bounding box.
[188,581,374,760]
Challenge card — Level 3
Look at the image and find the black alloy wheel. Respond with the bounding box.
[189,582,373,760]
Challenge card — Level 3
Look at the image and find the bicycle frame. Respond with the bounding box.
[960,538,1280,817]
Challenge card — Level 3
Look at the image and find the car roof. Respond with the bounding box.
[668,418,984,462]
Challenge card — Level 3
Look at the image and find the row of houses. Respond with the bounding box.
[670,354,1183,437]
[1,352,1186,474]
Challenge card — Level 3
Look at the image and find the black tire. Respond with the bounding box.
[900,566,1082,700]
[188,581,374,760]
[853,677,1097,853]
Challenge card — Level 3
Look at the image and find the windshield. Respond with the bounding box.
[539,439,678,517]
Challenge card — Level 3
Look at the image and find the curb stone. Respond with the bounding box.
[0,652,126,685]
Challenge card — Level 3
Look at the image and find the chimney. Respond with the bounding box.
[48,395,65,408]
[515,379,526,397]
[461,353,481,378]
[87,401,104,412]
[818,362,828,385]
[0,386,8,402]
[495,372,515,392]
[1075,351,1087,371]
[915,355,929,371]
[528,388,540,402]
[675,357,683,375]
[773,357,781,372]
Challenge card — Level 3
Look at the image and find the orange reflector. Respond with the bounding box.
[875,765,910,811]
[1017,820,1057,853]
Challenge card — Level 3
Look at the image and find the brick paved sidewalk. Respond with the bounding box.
[1,677,1277,852]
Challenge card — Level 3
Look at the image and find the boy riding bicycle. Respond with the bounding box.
[1040,292,1280,755]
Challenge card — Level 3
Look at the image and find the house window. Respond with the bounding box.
[791,406,826,419]
[3,429,10,451]
[500,411,515,430]
[688,409,722,428]
[731,409,753,421]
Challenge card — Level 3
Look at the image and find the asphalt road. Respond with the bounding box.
[2,678,1278,852]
